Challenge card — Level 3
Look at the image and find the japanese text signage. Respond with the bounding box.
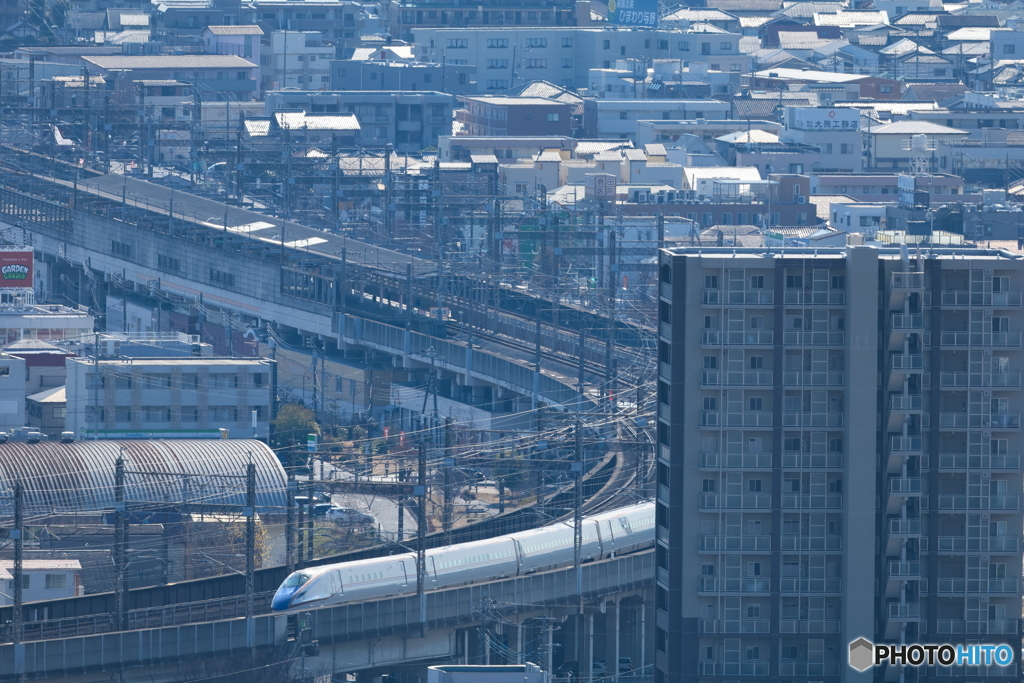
[792,108,860,132]
[609,0,658,27]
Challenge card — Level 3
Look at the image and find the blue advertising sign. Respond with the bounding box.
[609,0,658,27]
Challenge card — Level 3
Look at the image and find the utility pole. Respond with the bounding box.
[92,332,100,439]
[416,441,428,634]
[443,417,454,546]
[244,459,256,649]
[286,480,296,574]
[12,481,23,683]
[606,230,617,413]
[305,482,314,563]
[296,478,305,567]
[573,417,584,678]
[384,143,393,242]
[114,448,128,631]
[397,496,405,542]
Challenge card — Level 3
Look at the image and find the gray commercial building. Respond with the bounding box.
[656,245,1023,682]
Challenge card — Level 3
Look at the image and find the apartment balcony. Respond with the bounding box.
[891,272,924,291]
[887,477,922,513]
[698,577,771,594]
[700,451,772,470]
[780,536,842,551]
[939,331,1022,348]
[938,412,1021,429]
[890,353,923,371]
[779,620,841,634]
[702,661,769,677]
[699,492,772,510]
[782,412,843,428]
[886,561,921,597]
[781,494,842,509]
[941,290,1024,307]
[701,411,773,428]
[781,452,843,468]
[701,370,773,387]
[891,313,924,330]
[940,290,971,307]
[783,290,846,305]
[937,494,1019,511]
[701,329,774,346]
[782,330,844,346]
[890,394,922,411]
[886,518,921,555]
[778,662,842,677]
[780,577,841,594]
[939,371,1022,389]
[937,536,1019,553]
[936,578,1018,594]
[660,320,671,338]
[887,602,921,619]
[887,435,922,473]
[936,619,1020,635]
[781,371,844,387]
[699,535,771,552]
[937,453,1020,471]
[703,289,774,306]
[698,618,769,634]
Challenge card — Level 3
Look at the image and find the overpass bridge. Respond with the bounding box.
[0,551,654,682]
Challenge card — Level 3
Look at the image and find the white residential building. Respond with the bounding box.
[264,31,335,91]
[0,560,83,605]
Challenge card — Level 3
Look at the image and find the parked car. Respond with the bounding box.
[327,507,375,525]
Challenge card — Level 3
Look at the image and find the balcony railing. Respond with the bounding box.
[938,536,1019,553]
[702,411,773,427]
[699,619,770,634]
[937,453,1020,470]
[940,290,971,306]
[700,452,772,469]
[700,535,771,552]
[780,536,842,551]
[891,313,924,330]
[701,329,774,345]
[782,412,844,428]
[936,578,1018,594]
[938,495,1019,511]
[891,272,924,290]
[939,331,1022,347]
[783,290,846,305]
[781,494,842,509]
[939,371,1022,388]
[889,560,921,577]
[887,602,921,618]
[703,289,775,306]
[780,577,841,593]
[936,619,1019,635]
[890,354,923,370]
[890,394,923,411]
[700,493,772,510]
[778,662,842,676]
[889,477,922,494]
[891,435,922,451]
[782,371,844,386]
[698,577,770,593]
[781,453,843,468]
[779,620,841,634]
[889,518,921,535]
[939,413,1021,429]
[702,370,773,387]
[782,330,844,346]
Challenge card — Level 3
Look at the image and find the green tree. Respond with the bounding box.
[272,403,320,449]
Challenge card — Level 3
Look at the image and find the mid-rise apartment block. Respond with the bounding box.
[656,245,1023,682]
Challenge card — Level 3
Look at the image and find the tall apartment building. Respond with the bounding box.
[656,245,1023,682]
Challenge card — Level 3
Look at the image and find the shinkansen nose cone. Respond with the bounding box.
[272,571,311,611]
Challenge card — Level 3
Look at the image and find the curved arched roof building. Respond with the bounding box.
[0,440,287,517]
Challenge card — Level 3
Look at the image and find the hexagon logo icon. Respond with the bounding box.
[849,638,875,672]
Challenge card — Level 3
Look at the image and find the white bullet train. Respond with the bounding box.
[272,501,654,611]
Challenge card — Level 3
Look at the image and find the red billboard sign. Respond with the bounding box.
[0,251,33,288]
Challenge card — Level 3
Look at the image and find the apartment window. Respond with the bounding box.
[703,397,717,411]
[486,59,508,69]
[525,58,546,68]
[620,112,629,120]
[730,64,741,72]
[989,563,1006,579]
[786,479,800,492]
[562,37,572,47]
[786,274,803,288]
[829,437,843,452]
[748,479,762,492]
[829,479,842,493]
[603,39,610,49]
[446,38,468,48]
[748,397,763,411]
[547,113,559,121]
[704,274,718,288]
[782,646,798,660]
[749,356,763,369]
[746,563,761,577]
[831,275,845,289]
[486,80,509,89]
[720,41,732,50]
[620,46,626,55]
[880,85,893,94]
[702,478,715,493]
[747,604,760,618]
[750,275,764,288]
[657,40,668,50]
[645,39,651,49]
[738,213,747,224]
[562,58,572,68]
[524,38,547,48]
[703,355,717,369]
[487,38,509,48]
[1004,44,1016,55]
[45,574,67,590]
[679,41,689,51]
[702,212,713,226]
[701,563,714,575]
[749,316,763,329]
[721,212,732,225]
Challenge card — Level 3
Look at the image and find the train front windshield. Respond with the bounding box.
[282,572,312,587]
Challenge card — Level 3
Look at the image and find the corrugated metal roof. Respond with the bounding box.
[275,112,361,131]
[205,24,263,35]
[0,439,286,517]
